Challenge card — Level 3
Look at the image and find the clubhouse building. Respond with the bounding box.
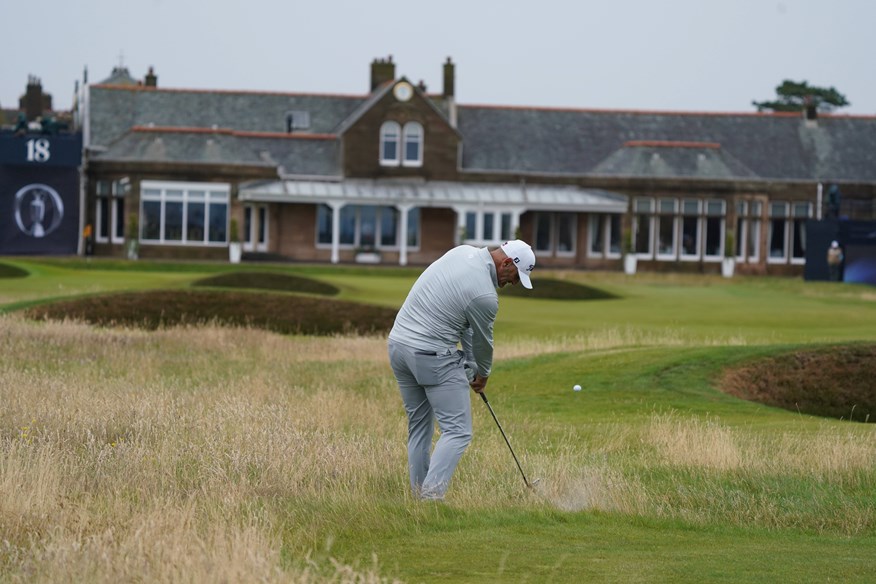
[10,57,876,276]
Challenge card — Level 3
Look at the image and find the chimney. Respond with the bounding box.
[803,95,817,121]
[20,75,52,121]
[443,57,455,98]
[145,66,158,87]
[370,55,395,91]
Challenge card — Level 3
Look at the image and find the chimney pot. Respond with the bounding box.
[443,57,455,98]
[370,56,396,91]
[145,66,158,87]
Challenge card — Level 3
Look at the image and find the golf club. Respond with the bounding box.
[479,392,540,490]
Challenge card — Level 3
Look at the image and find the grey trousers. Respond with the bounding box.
[387,340,473,500]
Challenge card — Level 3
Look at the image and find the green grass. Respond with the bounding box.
[1,256,875,583]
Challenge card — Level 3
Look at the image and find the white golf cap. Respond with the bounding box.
[501,240,536,289]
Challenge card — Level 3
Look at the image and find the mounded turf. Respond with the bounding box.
[719,344,876,422]
[192,271,340,296]
[499,277,619,300]
[0,262,29,278]
[23,289,397,336]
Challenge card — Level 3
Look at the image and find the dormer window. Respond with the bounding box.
[402,122,423,167]
[380,121,401,165]
[380,121,423,167]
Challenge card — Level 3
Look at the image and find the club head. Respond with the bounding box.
[527,478,542,489]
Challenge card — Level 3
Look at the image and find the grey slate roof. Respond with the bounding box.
[95,128,340,176]
[456,106,876,182]
[89,85,365,147]
[87,83,876,184]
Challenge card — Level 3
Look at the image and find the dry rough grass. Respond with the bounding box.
[1,314,874,582]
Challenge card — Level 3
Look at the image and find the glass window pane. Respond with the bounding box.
[705,217,721,256]
[359,206,377,247]
[769,219,786,258]
[208,203,227,243]
[501,213,512,241]
[244,207,253,244]
[258,207,267,244]
[380,206,398,246]
[164,201,183,241]
[683,200,699,215]
[113,199,125,240]
[609,215,622,254]
[465,212,476,240]
[792,219,806,258]
[483,213,494,241]
[634,214,651,254]
[658,216,675,255]
[736,216,745,258]
[97,198,110,239]
[317,205,332,244]
[142,201,161,241]
[535,213,552,252]
[748,220,760,261]
[659,198,675,214]
[187,202,205,242]
[750,201,762,216]
[407,208,420,247]
[142,188,161,199]
[340,206,356,245]
[793,202,810,218]
[681,217,698,255]
[634,198,653,213]
[706,200,724,216]
[770,202,787,218]
[589,215,605,254]
[557,214,574,252]
[381,122,400,164]
[403,123,422,164]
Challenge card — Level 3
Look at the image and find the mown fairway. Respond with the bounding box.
[1,258,874,583]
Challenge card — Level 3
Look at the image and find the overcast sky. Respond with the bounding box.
[3,0,874,115]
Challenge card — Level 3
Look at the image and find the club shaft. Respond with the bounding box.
[480,392,531,487]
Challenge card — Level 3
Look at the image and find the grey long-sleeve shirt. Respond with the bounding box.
[389,245,498,378]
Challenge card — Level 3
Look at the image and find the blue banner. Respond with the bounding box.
[1,131,82,255]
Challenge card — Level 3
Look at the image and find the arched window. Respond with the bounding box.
[379,121,401,166]
[402,122,423,167]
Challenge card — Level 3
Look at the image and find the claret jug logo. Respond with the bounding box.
[14,183,65,238]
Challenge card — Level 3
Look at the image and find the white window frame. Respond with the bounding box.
[632,198,654,258]
[703,200,726,261]
[462,209,514,245]
[243,204,269,252]
[95,180,126,244]
[767,202,789,263]
[531,212,576,257]
[587,214,622,259]
[315,204,419,251]
[679,199,701,261]
[655,198,678,260]
[402,122,423,167]
[139,181,230,246]
[379,121,401,166]
[790,202,812,265]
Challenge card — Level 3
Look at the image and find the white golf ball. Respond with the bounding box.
[573,384,582,392]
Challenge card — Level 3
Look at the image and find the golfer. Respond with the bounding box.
[388,240,536,500]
